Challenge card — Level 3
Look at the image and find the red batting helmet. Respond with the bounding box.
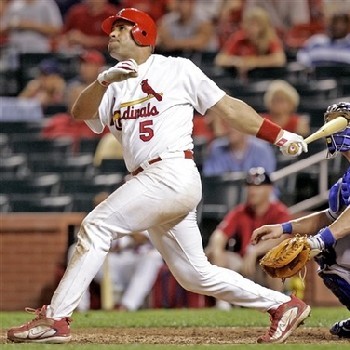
[101,8,157,47]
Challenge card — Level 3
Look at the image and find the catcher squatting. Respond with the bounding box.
[254,102,350,339]
[4,7,346,345]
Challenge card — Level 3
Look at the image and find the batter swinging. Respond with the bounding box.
[8,8,310,344]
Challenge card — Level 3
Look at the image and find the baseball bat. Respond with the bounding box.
[287,116,348,155]
[100,255,114,310]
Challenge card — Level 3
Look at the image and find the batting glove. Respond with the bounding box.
[275,130,308,157]
[97,59,138,87]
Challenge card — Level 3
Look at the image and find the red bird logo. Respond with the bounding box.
[141,79,162,101]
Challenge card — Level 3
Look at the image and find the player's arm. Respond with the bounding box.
[327,206,350,239]
[204,229,228,267]
[268,206,349,240]
[72,59,138,121]
[71,81,107,120]
[251,211,331,244]
[209,95,307,155]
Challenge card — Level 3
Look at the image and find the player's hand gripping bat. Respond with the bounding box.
[287,116,348,155]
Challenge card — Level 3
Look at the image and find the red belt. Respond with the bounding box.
[132,150,193,176]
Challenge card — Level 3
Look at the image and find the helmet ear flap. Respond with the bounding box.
[131,25,153,46]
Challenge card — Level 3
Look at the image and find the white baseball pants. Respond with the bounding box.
[48,158,290,318]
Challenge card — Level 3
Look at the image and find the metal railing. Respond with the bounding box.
[271,151,330,214]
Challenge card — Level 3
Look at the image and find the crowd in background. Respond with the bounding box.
[0,0,348,208]
[0,0,349,65]
[0,0,349,311]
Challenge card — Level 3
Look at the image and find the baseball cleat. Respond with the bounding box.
[7,305,71,344]
[257,295,311,344]
[330,318,350,338]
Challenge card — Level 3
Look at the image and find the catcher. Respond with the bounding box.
[251,102,350,339]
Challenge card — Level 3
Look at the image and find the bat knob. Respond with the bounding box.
[287,143,299,156]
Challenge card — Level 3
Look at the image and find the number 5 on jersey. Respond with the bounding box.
[139,120,154,141]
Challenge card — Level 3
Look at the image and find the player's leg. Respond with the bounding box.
[148,212,310,343]
[316,240,350,338]
[48,163,200,319]
[7,159,202,343]
[149,211,290,309]
[215,252,243,310]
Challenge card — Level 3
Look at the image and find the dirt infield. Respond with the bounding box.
[2,327,348,344]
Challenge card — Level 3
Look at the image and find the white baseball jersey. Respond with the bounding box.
[86,54,225,172]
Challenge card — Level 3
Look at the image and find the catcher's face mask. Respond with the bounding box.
[324,102,350,158]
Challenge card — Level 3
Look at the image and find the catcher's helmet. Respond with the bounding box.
[101,8,157,47]
[324,102,350,157]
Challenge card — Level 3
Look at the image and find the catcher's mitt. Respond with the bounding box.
[259,236,311,279]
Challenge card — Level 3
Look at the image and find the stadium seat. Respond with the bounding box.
[97,158,128,175]
[199,173,245,246]
[313,65,350,80]
[78,138,101,154]
[28,154,94,177]
[18,52,80,88]
[60,174,122,195]
[0,121,43,135]
[10,194,73,212]
[247,66,288,81]
[72,193,97,213]
[11,135,73,156]
[0,69,20,96]
[0,154,28,176]
[0,194,10,212]
[200,173,244,221]
[0,174,60,196]
[0,134,11,156]
[295,79,338,99]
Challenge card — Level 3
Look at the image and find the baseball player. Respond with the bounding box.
[252,102,350,339]
[8,8,310,344]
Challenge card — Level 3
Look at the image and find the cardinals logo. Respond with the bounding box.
[141,79,162,101]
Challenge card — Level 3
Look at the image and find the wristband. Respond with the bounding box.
[281,222,293,234]
[318,227,336,249]
[256,119,282,144]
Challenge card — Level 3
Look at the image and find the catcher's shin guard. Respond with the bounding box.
[318,272,350,310]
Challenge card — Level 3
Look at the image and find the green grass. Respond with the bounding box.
[1,307,349,350]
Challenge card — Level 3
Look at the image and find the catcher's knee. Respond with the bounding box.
[318,272,350,310]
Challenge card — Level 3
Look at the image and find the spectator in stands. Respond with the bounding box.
[194,0,223,22]
[323,0,350,20]
[54,0,81,18]
[0,0,11,48]
[41,84,98,153]
[58,0,120,52]
[42,51,108,152]
[296,13,350,68]
[0,0,62,56]
[120,0,170,23]
[18,58,66,109]
[215,6,286,80]
[262,80,310,137]
[93,133,124,167]
[205,167,291,308]
[244,0,310,40]
[202,119,276,176]
[67,49,107,102]
[216,0,244,49]
[68,192,163,312]
[156,0,218,58]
